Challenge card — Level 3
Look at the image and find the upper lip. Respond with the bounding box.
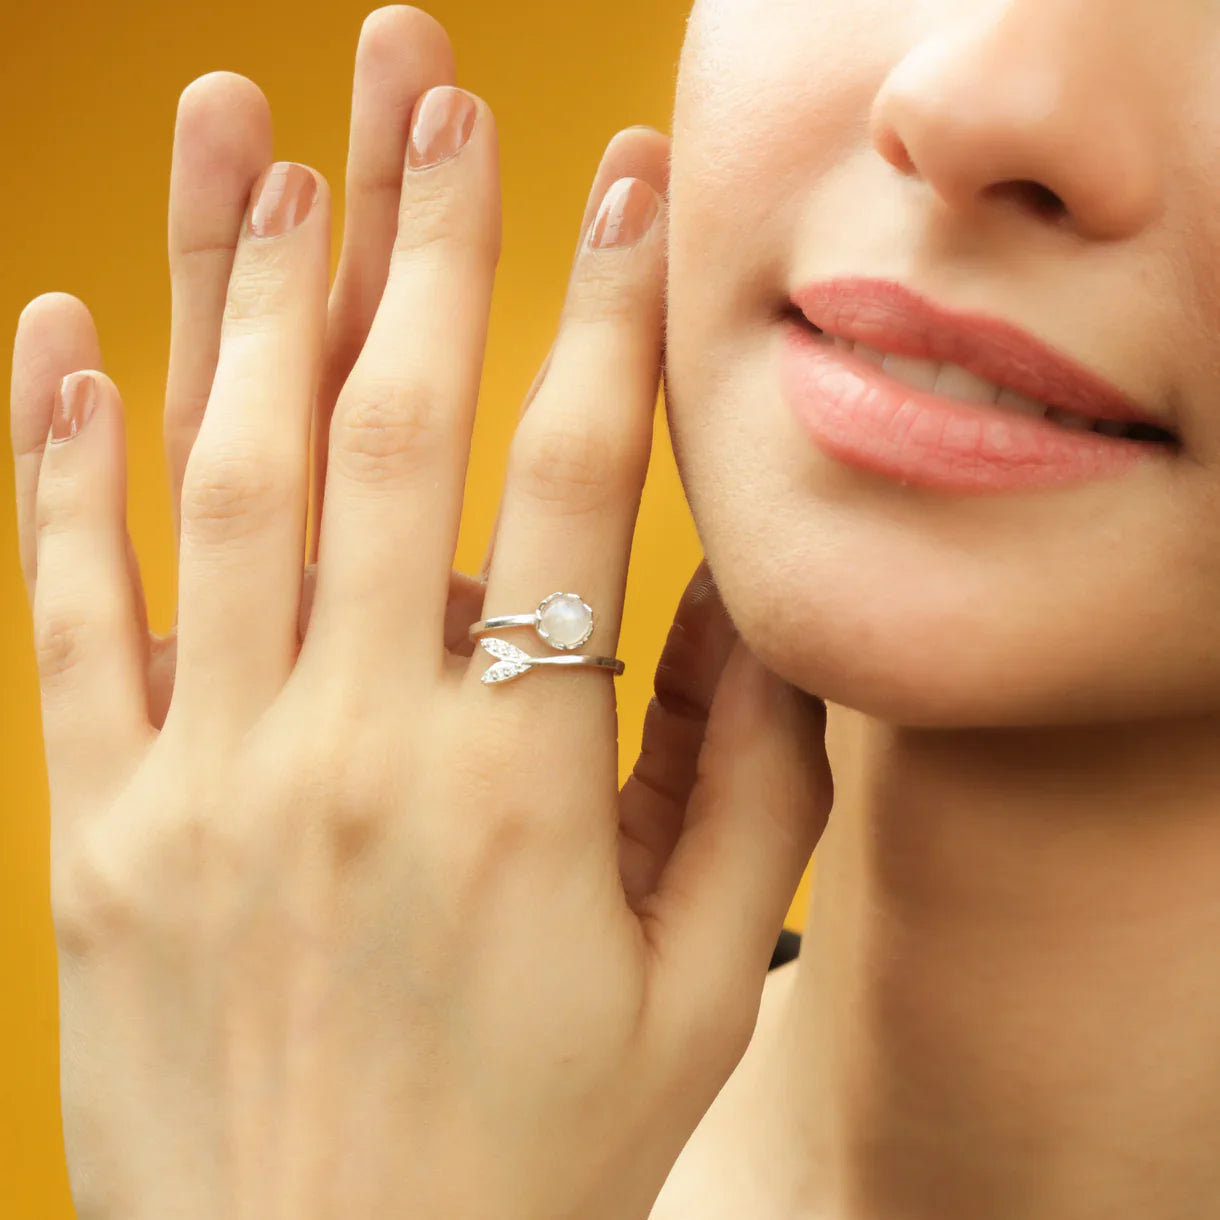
[790,277,1174,434]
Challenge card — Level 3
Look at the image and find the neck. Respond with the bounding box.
[762,705,1220,1219]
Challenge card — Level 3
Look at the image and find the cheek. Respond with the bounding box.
[666,389,1220,729]
[666,1,903,403]
[665,258,1220,729]
[665,8,1220,728]
[675,0,901,191]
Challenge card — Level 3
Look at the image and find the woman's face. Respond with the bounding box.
[666,0,1220,728]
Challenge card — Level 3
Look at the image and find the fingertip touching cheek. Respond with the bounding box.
[665,0,1220,729]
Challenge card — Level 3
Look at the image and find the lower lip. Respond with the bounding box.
[779,322,1162,493]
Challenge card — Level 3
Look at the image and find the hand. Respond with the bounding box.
[10,8,834,1219]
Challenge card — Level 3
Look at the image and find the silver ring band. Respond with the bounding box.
[478,637,625,685]
[470,612,541,633]
[469,591,596,651]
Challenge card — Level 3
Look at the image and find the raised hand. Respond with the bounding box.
[9,8,638,727]
[10,8,833,1219]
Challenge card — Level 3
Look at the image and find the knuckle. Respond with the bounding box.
[392,190,498,265]
[181,443,293,539]
[222,257,294,328]
[168,807,254,904]
[308,746,391,871]
[330,378,449,485]
[456,799,537,897]
[510,415,645,515]
[443,734,540,862]
[279,700,395,867]
[451,734,585,872]
[51,839,140,956]
[34,466,86,541]
[33,602,91,685]
[392,191,474,260]
[319,795,384,873]
[564,256,658,327]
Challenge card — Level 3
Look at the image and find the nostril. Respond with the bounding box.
[984,179,1068,222]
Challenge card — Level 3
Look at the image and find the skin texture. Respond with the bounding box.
[668,0,1220,729]
[653,0,1220,1216]
[9,8,835,1218]
[12,1,1220,1217]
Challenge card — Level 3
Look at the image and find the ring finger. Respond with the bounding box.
[468,170,667,745]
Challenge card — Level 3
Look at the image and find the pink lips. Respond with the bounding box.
[780,278,1174,493]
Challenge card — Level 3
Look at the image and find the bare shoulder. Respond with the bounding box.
[647,959,800,1220]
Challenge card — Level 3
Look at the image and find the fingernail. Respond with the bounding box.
[50,371,99,444]
[407,86,478,170]
[588,178,659,250]
[246,162,319,239]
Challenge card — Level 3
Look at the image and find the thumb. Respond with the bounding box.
[644,637,833,1020]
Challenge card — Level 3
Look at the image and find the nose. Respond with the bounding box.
[868,4,1166,241]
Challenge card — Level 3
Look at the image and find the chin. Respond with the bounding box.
[698,553,1193,730]
[661,240,1220,733]
[708,583,1072,730]
[664,376,1207,731]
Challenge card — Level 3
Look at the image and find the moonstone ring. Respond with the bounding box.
[468,591,597,651]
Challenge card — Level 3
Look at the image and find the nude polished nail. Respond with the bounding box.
[246,162,319,239]
[588,178,659,250]
[50,371,99,443]
[408,86,478,170]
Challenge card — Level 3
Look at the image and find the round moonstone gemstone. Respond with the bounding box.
[537,593,593,649]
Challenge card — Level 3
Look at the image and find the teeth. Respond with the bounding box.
[817,329,1151,441]
[995,387,1050,419]
[880,352,940,390]
[934,362,1001,405]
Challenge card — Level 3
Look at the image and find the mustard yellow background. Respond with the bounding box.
[2,2,815,1209]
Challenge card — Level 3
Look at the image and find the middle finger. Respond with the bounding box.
[309,6,457,563]
[305,85,500,674]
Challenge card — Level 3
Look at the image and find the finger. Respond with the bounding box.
[299,560,485,657]
[10,293,103,610]
[164,72,273,552]
[617,561,738,910]
[174,162,330,721]
[469,173,666,754]
[31,370,151,826]
[306,86,499,675]
[442,570,489,656]
[308,5,456,565]
[476,125,672,582]
[11,296,156,688]
[645,642,833,1033]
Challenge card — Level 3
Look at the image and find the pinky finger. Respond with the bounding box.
[32,370,151,824]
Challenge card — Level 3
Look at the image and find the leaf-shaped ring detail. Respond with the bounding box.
[477,638,626,685]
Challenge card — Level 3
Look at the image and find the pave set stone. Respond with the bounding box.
[478,592,596,685]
